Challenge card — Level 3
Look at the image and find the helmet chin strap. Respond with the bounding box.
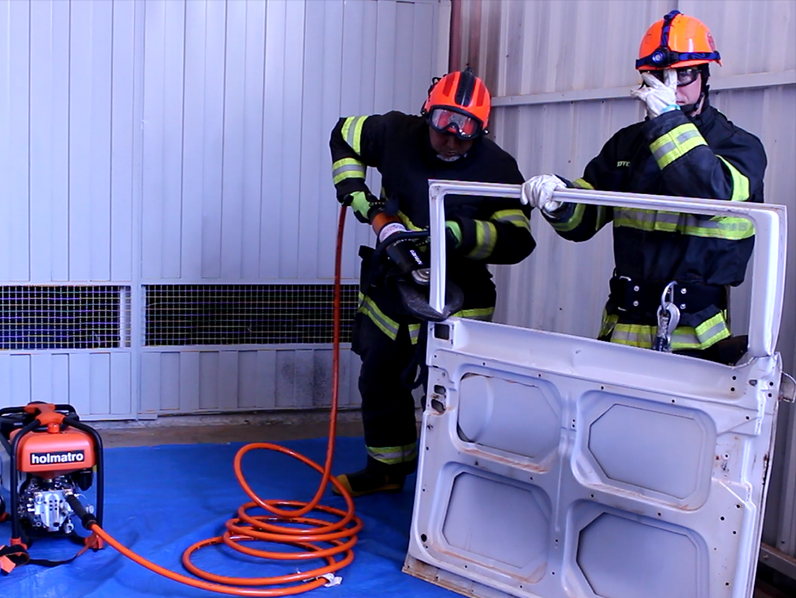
[679,95,702,116]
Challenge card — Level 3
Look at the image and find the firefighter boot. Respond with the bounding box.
[332,468,406,498]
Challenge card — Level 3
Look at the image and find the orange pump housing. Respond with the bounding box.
[11,427,97,478]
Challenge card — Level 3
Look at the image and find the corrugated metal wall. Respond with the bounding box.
[450,0,796,564]
[0,0,450,418]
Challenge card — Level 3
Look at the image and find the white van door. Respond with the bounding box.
[404,181,789,598]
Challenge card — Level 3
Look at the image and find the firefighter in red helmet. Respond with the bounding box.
[330,67,535,496]
[522,10,767,361]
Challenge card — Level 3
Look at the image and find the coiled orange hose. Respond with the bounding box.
[88,206,362,595]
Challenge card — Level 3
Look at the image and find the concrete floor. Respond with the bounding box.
[91,411,789,598]
[94,410,364,448]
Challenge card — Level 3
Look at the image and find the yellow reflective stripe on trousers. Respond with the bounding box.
[341,116,368,155]
[452,307,494,321]
[465,221,497,260]
[492,209,530,231]
[332,158,366,185]
[358,295,399,340]
[614,208,754,240]
[717,156,751,201]
[603,312,730,350]
[650,123,707,170]
[367,443,418,466]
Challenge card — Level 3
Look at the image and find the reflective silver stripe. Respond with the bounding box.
[332,158,366,184]
[341,116,368,155]
[467,221,496,260]
[614,207,754,240]
[359,295,399,340]
[367,443,418,465]
[650,123,706,169]
[408,323,422,345]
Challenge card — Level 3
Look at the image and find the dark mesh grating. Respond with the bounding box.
[144,284,359,346]
[0,286,129,350]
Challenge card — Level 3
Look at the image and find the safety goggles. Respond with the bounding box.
[648,66,701,87]
[428,107,482,139]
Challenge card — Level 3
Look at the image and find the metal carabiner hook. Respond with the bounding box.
[653,281,681,352]
[660,281,677,313]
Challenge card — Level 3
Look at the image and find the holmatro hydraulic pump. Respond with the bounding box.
[0,402,103,573]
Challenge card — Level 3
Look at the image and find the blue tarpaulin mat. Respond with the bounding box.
[2,436,458,598]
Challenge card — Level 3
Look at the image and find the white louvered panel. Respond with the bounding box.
[138,348,361,415]
[141,0,185,280]
[69,0,114,282]
[0,1,31,282]
[30,1,70,283]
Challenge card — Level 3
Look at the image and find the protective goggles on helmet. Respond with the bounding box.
[648,66,701,87]
[427,107,482,139]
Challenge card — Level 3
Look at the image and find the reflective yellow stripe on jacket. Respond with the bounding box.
[332,157,366,185]
[717,156,751,201]
[466,221,497,259]
[613,208,754,240]
[341,116,368,155]
[650,123,708,170]
[493,209,530,231]
[549,178,611,233]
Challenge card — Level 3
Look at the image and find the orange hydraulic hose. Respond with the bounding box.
[86,206,362,596]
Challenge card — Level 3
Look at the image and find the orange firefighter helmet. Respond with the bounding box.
[636,10,721,71]
[422,67,491,138]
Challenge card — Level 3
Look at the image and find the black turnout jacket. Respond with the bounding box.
[544,101,766,351]
[330,111,534,340]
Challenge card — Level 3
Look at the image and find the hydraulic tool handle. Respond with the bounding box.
[427,180,787,358]
[371,229,429,263]
[372,229,431,286]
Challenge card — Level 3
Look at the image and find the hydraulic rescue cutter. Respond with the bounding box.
[0,402,104,574]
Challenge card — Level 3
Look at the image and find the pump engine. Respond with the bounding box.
[0,403,103,547]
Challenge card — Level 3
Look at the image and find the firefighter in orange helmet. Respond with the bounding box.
[330,68,534,496]
[522,10,767,361]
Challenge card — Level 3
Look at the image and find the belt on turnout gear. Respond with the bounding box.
[609,275,726,317]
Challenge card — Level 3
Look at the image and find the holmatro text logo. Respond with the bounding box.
[30,451,86,465]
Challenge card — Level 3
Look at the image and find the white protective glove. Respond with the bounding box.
[630,69,679,119]
[520,174,566,214]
